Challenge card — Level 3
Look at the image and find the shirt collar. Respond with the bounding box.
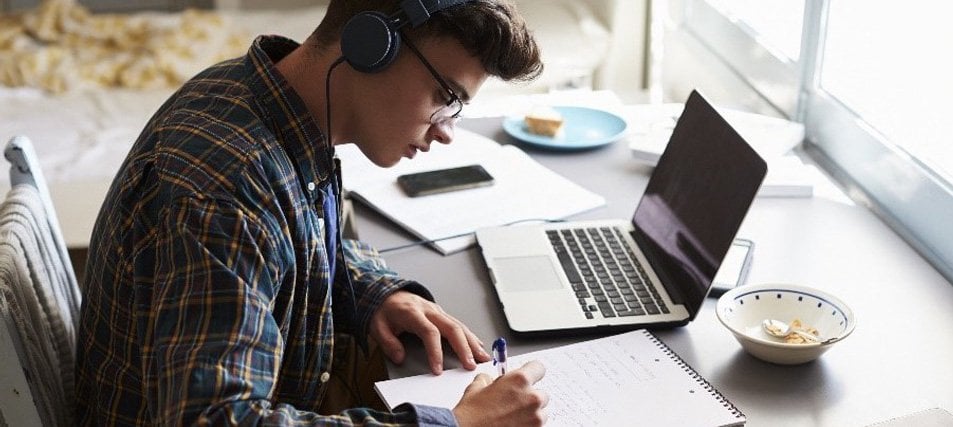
[245,35,334,184]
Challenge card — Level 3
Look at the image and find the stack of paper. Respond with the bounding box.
[336,130,606,254]
[624,103,819,197]
[759,155,824,198]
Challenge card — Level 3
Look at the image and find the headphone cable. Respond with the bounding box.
[325,56,346,150]
[377,218,566,254]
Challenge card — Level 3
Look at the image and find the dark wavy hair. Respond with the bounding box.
[308,0,543,82]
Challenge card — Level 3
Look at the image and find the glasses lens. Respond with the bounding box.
[431,98,463,125]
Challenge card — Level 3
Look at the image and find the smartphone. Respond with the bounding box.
[397,164,494,197]
[709,238,755,297]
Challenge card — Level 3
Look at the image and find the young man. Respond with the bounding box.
[74,0,548,425]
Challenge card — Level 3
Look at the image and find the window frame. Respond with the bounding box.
[681,0,802,118]
[680,0,953,282]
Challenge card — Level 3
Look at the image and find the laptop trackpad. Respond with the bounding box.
[492,256,563,292]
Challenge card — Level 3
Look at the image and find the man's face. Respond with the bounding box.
[345,36,488,167]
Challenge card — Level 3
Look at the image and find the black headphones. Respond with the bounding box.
[340,0,473,73]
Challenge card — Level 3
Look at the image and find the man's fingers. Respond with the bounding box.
[430,312,477,370]
[466,327,491,363]
[412,321,444,375]
[425,308,490,366]
[461,373,492,397]
[537,388,551,409]
[371,319,406,364]
[372,292,492,375]
[515,360,547,384]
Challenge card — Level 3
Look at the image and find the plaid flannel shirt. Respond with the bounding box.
[74,35,456,426]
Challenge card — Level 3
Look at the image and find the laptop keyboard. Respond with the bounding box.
[547,227,670,320]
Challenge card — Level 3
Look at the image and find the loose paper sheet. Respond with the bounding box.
[337,129,606,254]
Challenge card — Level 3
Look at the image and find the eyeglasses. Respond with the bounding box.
[401,35,464,126]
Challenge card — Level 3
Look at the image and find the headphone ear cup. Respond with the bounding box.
[341,11,401,73]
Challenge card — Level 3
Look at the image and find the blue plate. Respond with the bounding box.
[502,106,627,150]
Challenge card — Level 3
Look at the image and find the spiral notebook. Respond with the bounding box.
[375,330,745,426]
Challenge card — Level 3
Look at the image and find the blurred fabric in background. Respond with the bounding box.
[0,0,246,93]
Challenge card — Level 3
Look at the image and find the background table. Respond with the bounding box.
[352,117,953,426]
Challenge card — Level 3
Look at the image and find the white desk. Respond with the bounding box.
[355,117,953,426]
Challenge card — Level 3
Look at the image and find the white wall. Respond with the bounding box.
[589,0,648,103]
[213,0,649,102]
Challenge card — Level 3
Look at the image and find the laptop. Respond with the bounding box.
[475,90,767,335]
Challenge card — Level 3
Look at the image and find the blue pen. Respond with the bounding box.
[491,337,508,377]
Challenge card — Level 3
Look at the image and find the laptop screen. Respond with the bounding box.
[631,91,767,318]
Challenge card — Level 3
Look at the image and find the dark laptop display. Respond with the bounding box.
[633,91,768,320]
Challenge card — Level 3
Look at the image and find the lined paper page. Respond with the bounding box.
[375,330,745,426]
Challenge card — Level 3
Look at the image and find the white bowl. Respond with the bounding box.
[716,283,856,365]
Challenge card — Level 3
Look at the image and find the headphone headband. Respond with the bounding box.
[400,0,472,28]
[341,0,473,73]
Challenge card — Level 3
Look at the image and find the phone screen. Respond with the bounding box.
[709,238,754,297]
[397,164,494,197]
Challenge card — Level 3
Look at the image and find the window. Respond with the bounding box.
[679,0,804,116]
[676,0,953,282]
[705,0,803,63]
[821,1,953,183]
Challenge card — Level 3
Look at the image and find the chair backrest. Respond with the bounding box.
[0,136,81,427]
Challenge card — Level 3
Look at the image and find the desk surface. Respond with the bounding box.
[353,117,953,427]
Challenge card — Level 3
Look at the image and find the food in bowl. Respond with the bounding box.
[762,318,821,344]
[716,283,856,365]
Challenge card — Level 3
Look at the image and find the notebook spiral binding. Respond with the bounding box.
[644,330,746,420]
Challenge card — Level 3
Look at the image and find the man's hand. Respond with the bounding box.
[370,291,491,374]
[453,361,548,427]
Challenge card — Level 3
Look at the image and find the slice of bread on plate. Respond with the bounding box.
[524,106,564,137]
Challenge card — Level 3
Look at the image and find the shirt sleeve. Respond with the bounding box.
[143,196,432,426]
[336,238,436,340]
[393,403,460,427]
